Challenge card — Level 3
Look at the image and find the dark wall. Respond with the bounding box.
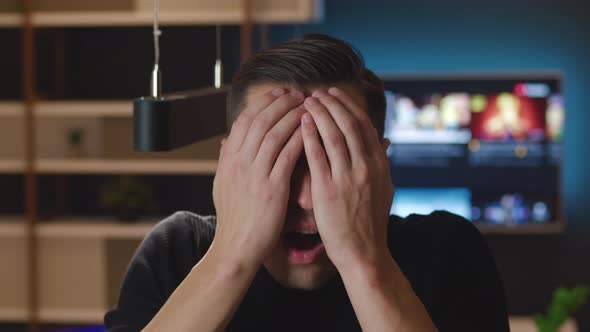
[272,0,590,328]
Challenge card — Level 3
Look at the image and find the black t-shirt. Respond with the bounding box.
[104,211,509,332]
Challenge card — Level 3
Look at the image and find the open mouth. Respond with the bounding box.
[284,230,325,264]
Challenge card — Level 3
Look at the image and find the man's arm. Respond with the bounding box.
[140,244,259,332]
[106,88,306,332]
[338,243,438,331]
[141,88,306,332]
[301,87,437,331]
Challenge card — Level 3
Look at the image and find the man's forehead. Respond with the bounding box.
[245,82,367,109]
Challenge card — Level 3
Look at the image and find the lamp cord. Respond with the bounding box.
[153,0,161,66]
[151,0,162,97]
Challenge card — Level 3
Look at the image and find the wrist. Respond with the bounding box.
[335,242,395,284]
[205,238,263,277]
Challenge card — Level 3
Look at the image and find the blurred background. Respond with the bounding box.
[0,0,588,331]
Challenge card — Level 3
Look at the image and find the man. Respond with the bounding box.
[105,34,509,332]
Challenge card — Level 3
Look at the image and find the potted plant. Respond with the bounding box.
[99,176,158,222]
[534,285,589,332]
[66,127,85,158]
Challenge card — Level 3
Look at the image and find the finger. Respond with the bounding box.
[326,87,372,127]
[325,87,381,156]
[225,88,286,153]
[304,96,350,173]
[256,105,307,174]
[270,126,304,181]
[240,91,305,160]
[301,112,331,181]
[312,92,368,166]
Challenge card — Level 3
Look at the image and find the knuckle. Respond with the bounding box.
[324,187,340,201]
[277,150,294,166]
[252,114,272,132]
[236,112,252,126]
[328,132,343,147]
[356,163,370,183]
[342,116,358,133]
[264,129,278,144]
[319,94,335,104]
[310,147,326,161]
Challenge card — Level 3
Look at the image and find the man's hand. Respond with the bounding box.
[301,87,394,270]
[301,87,436,332]
[212,88,306,266]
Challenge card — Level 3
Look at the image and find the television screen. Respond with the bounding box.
[391,187,471,220]
[382,74,563,229]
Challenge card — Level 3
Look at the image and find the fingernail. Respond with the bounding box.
[328,87,340,96]
[312,90,325,98]
[304,97,317,106]
[272,88,285,96]
[302,113,312,124]
[291,90,304,99]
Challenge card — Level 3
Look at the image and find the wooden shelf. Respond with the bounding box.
[0,217,25,237]
[39,218,158,239]
[0,102,24,116]
[0,0,323,27]
[36,158,217,174]
[38,308,104,324]
[0,157,219,175]
[1,101,132,117]
[36,101,132,117]
[0,308,28,322]
[476,222,564,234]
[0,13,22,27]
[0,159,25,173]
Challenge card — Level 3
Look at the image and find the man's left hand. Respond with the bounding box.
[301,87,394,271]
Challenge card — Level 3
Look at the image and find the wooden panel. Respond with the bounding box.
[0,1,20,12]
[36,117,103,159]
[30,0,322,26]
[0,115,24,159]
[0,233,28,321]
[38,237,106,320]
[105,239,143,308]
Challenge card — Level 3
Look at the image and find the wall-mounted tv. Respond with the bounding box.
[382,73,564,233]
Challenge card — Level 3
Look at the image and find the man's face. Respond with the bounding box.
[241,82,369,290]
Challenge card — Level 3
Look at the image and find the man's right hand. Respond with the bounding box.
[211,88,306,266]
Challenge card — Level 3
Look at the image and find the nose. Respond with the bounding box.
[290,159,313,211]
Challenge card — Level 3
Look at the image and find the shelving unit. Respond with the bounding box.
[0,217,158,324]
[0,217,28,322]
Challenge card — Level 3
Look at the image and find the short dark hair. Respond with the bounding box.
[227,34,386,137]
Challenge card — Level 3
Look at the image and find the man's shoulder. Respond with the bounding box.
[391,210,480,237]
[388,210,486,254]
[150,211,216,242]
[137,211,217,267]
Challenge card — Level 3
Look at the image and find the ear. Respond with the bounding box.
[381,138,391,154]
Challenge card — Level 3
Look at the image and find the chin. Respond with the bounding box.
[263,239,338,290]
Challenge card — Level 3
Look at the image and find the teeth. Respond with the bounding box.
[295,230,318,235]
